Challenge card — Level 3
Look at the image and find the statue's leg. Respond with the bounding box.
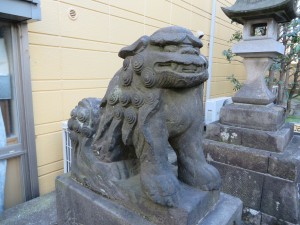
[136,115,180,207]
[170,124,221,191]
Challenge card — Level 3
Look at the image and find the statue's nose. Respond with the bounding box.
[179,47,199,55]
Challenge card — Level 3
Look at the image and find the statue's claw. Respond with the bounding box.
[141,172,180,207]
[198,164,222,191]
[179,162,221,191]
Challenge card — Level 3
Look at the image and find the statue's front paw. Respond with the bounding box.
[141,172,180,207]
[179,163,221,191]
[198,164,221,191]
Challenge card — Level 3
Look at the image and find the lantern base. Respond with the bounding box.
[219,103,285,131]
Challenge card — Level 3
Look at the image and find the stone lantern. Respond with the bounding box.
[222,0,298,105]
[217,0,299,132]
[204,1,300,224]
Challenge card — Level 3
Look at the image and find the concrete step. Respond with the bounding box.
[0,192,57,225]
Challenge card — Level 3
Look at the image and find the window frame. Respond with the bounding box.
[0,21,39,200]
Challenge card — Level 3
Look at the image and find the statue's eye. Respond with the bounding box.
[163,45,178,52]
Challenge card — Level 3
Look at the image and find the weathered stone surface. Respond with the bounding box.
[214,2,299,224]
[56,174,153,225]
[204,135,300,224]
[0,192,57,225]
[115,176,220,225]
[243,210,298,225]
[232,58,276,105]
[261,175,299,224]
[206,122,293,152]
[261,213,296,225]
[206,122,242,146]
[242,208,262,225]
[209,161,264,210]
[203,139,270,173]
[56,174,220,225]
[269,136,300,181]
[56,174,241,225]
[220,103,285,131]
[221,0,298,24]
[240,123,292,152]
[67,26,222,209]
[199,193,243,225]
[242,18,279,41]
[232,39,285,58]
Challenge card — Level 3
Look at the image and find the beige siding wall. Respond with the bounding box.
[28,0,245,195]
[210,0,245,98]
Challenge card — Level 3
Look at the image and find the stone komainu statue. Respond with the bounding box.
[68,26,221,207]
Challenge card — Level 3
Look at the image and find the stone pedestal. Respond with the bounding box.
[204,120,300,224]
[220,103,285,131]
[56,174,242,225]
[208,104,293,152]
[204,101,298,225]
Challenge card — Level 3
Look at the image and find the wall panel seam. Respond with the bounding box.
[38,169,64,178]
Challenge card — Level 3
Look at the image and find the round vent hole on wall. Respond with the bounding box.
[68,8,78,20]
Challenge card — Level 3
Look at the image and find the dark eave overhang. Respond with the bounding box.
[222,0,298,24]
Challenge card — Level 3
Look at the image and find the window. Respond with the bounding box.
[0,23,18,146]
[0,21,39,209]
[0,23,24,158]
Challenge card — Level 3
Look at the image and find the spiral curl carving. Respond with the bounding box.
[81,126,93,138]
[132,54,144,74]
[108,91,119,106]
[124,108,137,124]
[73,122,81,133]
[70,108,78,118]
[145,93,156,105]
[67,119,75,130]
[121,69,133,86]
[77,109,89,123]
[141,67,156,88]
[114,107,124,120]
[132,93,144,108]
[120,93,131,107]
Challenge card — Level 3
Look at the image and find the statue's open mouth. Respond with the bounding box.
[155,62,206,74]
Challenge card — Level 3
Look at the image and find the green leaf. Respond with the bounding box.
[295,45,300,54]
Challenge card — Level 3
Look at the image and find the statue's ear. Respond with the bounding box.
[118,36,150,59]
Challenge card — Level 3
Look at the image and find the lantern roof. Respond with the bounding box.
[222,0,298,24]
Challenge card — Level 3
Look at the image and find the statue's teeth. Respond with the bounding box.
[171,63,178,70]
